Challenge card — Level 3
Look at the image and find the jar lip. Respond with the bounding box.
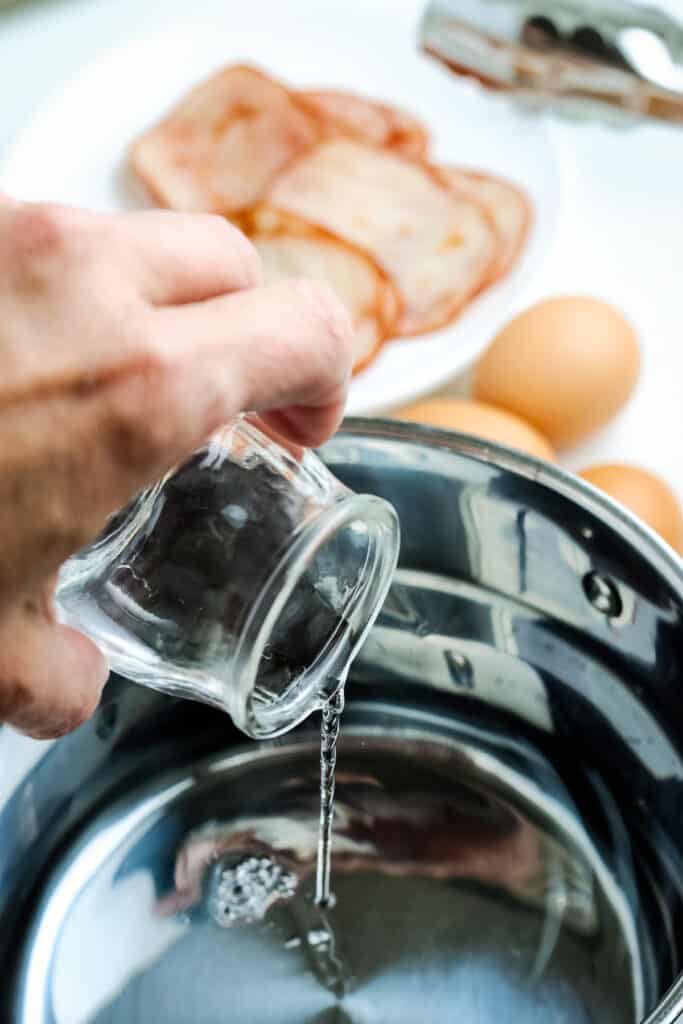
[232,493,400,739]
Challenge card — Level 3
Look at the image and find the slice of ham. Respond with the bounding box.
[296,89,429,160]
[243,207,402,374]
[266,139,498,336]
[130,65,321,215]
[383,103,431,161]
[436,169,532,283]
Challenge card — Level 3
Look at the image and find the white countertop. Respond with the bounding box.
[0,0,681,501]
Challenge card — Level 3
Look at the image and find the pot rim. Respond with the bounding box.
[337,418,683,601]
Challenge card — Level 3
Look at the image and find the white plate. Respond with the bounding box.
[0,0,562,415]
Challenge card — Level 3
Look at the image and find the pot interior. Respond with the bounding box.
[8,705,645,1024]
[1,423,682,1023]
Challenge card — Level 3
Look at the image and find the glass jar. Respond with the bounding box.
[56,416,399,738]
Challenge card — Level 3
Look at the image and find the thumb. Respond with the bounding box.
[0,580,108,739]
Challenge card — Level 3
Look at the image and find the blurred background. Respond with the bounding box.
[0,0,681,549]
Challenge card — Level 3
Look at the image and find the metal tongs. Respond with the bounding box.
[420,0,683,124]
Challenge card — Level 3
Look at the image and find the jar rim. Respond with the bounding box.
[232,493,400,738]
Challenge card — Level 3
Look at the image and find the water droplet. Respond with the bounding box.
[210,855,297,927]
[222,503,248,528]
[583,571,622,617]
[444,649,474,688]
[307,927,332,949]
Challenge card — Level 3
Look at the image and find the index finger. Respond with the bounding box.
[147,276,353,447]
[114,209,262,305]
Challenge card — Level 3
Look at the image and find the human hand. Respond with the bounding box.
[0,195,353,738]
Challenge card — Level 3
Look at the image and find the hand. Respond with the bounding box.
[0,195,353,738]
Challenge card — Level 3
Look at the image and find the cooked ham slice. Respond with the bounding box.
[266,140,497,336]
[437,168,531,283]
[244,207,402,373]
[130,65,321,215]
[296,89,429,160]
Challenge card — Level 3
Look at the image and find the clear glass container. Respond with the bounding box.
[56,417,399,738]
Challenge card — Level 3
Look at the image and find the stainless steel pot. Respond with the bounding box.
[1,420,682,1023]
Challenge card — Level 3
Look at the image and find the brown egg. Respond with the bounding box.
[472,296,640,449]
[393,397,555,461]
[580,464,683,553]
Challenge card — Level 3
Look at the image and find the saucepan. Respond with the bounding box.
[0,419,681,1023]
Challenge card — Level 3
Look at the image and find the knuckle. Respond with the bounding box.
[292,278,355,368]
[103,360,178,474]
[10,202,78,264]
[105,379,161,470]
[120,307,164,369]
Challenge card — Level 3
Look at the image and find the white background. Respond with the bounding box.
[0,0,681,500]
